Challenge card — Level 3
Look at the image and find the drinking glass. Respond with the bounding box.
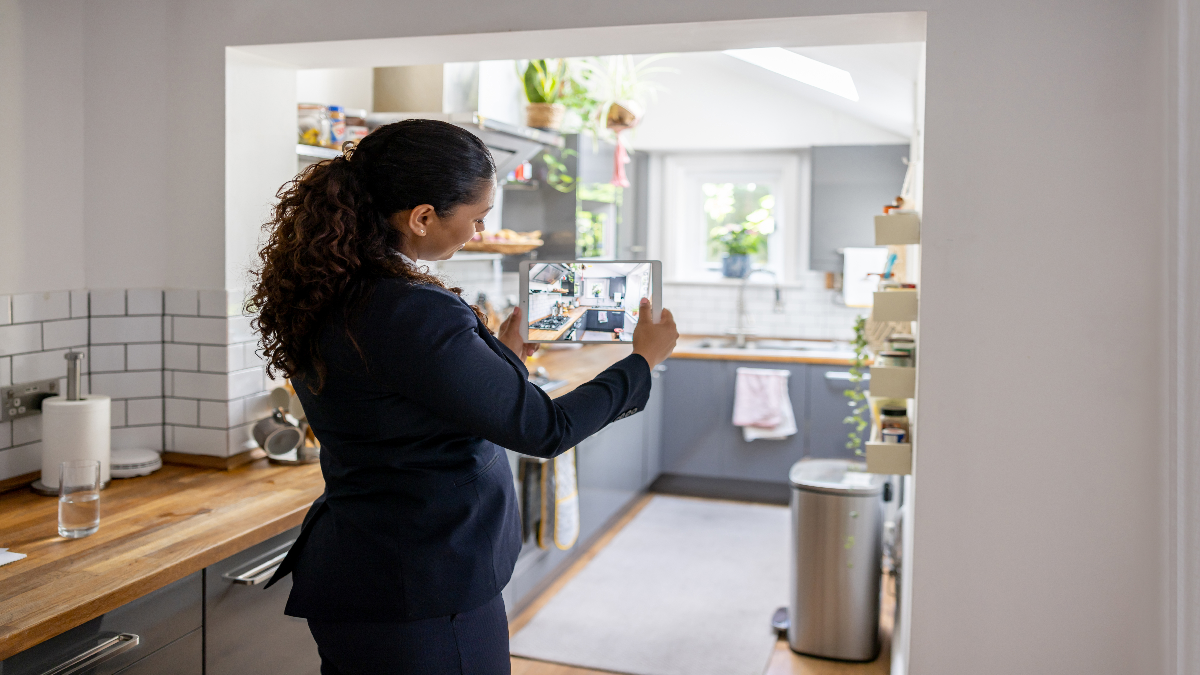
[58,460,101,538]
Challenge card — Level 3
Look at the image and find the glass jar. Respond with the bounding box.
[881,428,907,444]
[876,350,913,367]
[886,333,915,358]
[879,406,910,435]
[297,103,330,147]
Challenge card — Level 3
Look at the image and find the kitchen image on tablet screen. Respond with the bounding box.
[519,261,660,343]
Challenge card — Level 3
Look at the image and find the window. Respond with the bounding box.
[658,152,807,282]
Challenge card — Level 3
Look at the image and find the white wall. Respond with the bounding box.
[633,51,907,151]
[4,2,1193,673]
[295,67,373,110]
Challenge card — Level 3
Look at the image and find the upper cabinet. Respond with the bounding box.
[809,144,910,272]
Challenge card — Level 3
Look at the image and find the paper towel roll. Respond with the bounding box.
[40,395,111,489]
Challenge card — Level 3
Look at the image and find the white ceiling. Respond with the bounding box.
[786,43,923,138]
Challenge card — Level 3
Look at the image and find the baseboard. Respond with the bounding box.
[0,471,39,495]
[162,448,266,470]
[650,473,791,506]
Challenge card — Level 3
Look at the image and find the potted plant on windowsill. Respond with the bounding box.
[711,222,768,278]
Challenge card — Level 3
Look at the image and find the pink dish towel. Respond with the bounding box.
[732,368,789,428]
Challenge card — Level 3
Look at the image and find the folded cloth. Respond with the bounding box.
[597,311,608,323]
[553,448,580,550]
[733,368,797,441]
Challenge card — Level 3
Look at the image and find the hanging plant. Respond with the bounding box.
[843,315,870,456]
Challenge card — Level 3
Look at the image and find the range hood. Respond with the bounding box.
[364,112,563,178]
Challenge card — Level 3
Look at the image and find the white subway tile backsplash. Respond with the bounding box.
[242,342,265,368]
[172,317,228,345]
[228,422,256,455]
[0,443,41,478]
[70,290,89,318]
[110,400,127,427]
[164,289,199,316]
[229,367,264,399]
[227,315,255,343]
[127,289,163,316]
[12,291,70,323]
[89,290,127,317]
[127,398,163,426]
[0,296,10,325]
[0,421,10,449]
[164,343,199,371]
[0,357,9,387]
[112,425,163,451]
[243,391,273,421]
[172,371,227,400]
[89,345,125,373]
[199,290,236,317]
[91,316,161,344]
[163,317,172,342]
[13,349,70,382]
[172,425,228,456]
[43,319,88,350]
[0,323,42,356]
[200,345,243,373]
[198,400,231,428]
[91,371,162,399]
[127,343,162,371]
[166,398,199,425]
[13,415,41,445]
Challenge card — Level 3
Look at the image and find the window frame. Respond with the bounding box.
[657,151,809,283]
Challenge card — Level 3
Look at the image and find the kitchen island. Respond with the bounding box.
[0,344,634,665]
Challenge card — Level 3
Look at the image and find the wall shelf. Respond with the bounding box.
[866,442,912,475]
[874,213,921,245]
[869,366,915,399]
[296,144,340,160]
[872,289,918,322]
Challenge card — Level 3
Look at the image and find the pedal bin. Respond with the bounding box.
[787,459,886,661]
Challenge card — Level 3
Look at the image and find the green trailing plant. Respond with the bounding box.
[705,186,775,258]
[843,315,870,456]
[542,149,579,193]
[521,59,568,103]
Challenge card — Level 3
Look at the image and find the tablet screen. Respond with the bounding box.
[525,262,654,343]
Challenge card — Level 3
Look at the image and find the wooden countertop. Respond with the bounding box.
[0,345,631,660]
[670,336,859,366]
[527,306,587,341]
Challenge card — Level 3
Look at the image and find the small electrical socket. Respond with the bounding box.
[1,378,61,422]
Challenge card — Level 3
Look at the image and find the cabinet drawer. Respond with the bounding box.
[115,630,201,675]
[0,573,201,675]
[205,526,320,675]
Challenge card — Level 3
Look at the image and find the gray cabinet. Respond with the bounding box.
[205,526,320,675]
[806,365,867,460]
[661,358,808,484]
[114,630,201,675]
[0,573,202,675]
[809,145,910,272]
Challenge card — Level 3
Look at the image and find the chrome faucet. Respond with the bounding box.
[732,269,784,348]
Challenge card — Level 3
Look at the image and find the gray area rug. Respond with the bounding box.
[509,495,789,675]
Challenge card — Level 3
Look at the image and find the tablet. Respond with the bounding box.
[519,260,662,344]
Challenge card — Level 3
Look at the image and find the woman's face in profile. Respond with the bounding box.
[395,181,495,261]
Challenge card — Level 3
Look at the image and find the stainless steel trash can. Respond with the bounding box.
[787,459,886,661]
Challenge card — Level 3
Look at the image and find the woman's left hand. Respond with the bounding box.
[498,307,540,360]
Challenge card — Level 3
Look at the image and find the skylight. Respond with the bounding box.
[723,48,859,101]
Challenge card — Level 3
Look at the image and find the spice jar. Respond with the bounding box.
[881,428,907,444]
[297,103,330,147]
[880,406,910,435]
[876,350,913,367]
[886,334,915,358]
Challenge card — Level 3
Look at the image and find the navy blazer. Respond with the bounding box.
[265,279,651,622]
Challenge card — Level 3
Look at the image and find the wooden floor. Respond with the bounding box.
[509,494,895,675]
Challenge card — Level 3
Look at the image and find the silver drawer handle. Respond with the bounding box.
[825,371,870,381]
[40,633,139,675]
[223,549,291,586]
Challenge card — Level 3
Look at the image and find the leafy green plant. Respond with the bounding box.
[521,59,568,104]
[843,315,870,456]
[576,211,606,258]
[705,185,775,259]
[542,149,578,193]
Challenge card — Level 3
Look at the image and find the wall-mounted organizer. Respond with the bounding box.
[866,442,912,475]
[868,366,916,399]
[874,213,920,245]
[872,289,918,322]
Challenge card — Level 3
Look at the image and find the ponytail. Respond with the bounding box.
[251,120,496,393]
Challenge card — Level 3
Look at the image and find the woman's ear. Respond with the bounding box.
[391,205,438,238]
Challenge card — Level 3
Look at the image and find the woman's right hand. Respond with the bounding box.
[632,298,678,369]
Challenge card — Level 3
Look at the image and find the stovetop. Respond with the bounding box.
[530,315,572,330]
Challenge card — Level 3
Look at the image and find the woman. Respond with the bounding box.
[252,119,678,675]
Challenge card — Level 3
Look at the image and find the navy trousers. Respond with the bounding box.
[306,594,511,675]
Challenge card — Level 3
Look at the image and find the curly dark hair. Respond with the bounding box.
[250,119,496,393]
